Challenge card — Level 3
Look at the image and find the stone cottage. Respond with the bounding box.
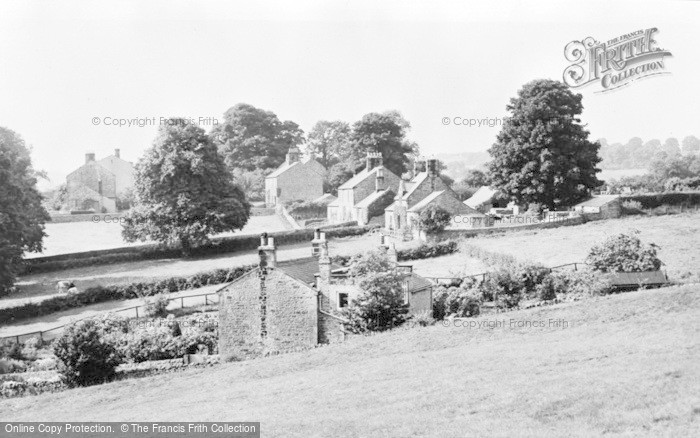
[384,158,482,238]
[327,151,401,226]
[65,149,135,213]
[218,231,433,359]
[265,147,326,207]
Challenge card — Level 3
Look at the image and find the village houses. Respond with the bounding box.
[65,149,135,213]
[217,230,433,359]
[265,147,326,208]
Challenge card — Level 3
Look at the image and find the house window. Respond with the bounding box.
[338,293,349,309]
[402,281,409,304]
[277,188,282,197]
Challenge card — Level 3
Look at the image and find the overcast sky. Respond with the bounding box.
[1,0,698,189]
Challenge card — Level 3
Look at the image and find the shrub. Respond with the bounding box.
[409,310,435,327]
[550,270,613,297]
[444,286,482,317]
[482,269,522,309]
[586,232,662,273]
[53,319,121,386]
[0,358,27,374]
[0,340,22,360]
[535,276,558,301]
[348,251,395,277]
[621,200,644,215]
[144,294,170,318]
[419,205,452,233]
[517,264,551,298]
[342,271,410,333]
[432,287,450,321]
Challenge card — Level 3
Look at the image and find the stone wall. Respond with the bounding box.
[218,268,318,360]
[318,311,347,344]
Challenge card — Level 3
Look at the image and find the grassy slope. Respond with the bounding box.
[2,285,698,437]
[465,212,700,283]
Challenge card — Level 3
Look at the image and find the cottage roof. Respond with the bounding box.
[574,195,621,208]
[464,186,499,209]
[266,161,300,179]
[407,190,446,212]
[354,189,392,209]
[402,172,429,199]
[313,193,337,205]
[277,257,342,286]
[338,166,388,190]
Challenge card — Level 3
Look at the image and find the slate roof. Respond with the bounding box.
[314,193,337,205]
[338,166,386,190]
[266,161,301,179]
[407,190,446,213]
[464,186,499,209]
[606,271,668,287]
[354,189,392,209]
[277,257,342,286]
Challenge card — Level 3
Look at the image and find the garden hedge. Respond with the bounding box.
[22,225,373,275]
[621,191,700,209]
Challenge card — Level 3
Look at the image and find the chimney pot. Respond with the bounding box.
[85,152,95,164]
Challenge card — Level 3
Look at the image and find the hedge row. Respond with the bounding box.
[1,265,256,324]
[331,240,459,266]
[22,225,373,275]
[621,192,700,209]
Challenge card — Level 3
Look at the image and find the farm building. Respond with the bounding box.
[265,147,326,207]
[218,231,433,359]
[327,151,401,226]
[573,195,622,219]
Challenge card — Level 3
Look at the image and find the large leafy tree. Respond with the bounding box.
[350,111,416,176]
[487,79,601,210]
[305,120,352,168]
[122,119,250,255]
[0,127,49,295]
[682,135,700,156]
[211,103,304,171]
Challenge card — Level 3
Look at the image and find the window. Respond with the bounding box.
[338,293,349,309]
[402,281,409,304]
[277,188,282,196]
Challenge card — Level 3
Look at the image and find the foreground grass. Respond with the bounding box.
[1,285,698,437]
[466,212,700,283]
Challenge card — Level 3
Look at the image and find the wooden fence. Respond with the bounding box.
[0,290,223,345]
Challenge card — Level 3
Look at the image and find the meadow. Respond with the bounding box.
[464,211,700,283]
[1,285,697,437]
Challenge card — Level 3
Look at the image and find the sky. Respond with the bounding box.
[1,0,699,189]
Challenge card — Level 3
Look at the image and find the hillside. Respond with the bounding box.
[1,285,698,437]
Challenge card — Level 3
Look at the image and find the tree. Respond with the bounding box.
[211,103,304,171]
[461,169,489,187]
[487,79,601,210]
[231,167,267,202]
[53,319,121,386]
[342,271,410,333]
[122,119,251,256]
[661,137,681,158]
[350,111,415,176]
[0,127,49,295]
[305,120,352,168]
[682,135,700,156]
[418,205,452,233]
[586,232,662,273]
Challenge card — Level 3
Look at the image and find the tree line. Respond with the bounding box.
[598,136,700,169]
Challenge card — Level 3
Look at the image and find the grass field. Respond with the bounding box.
[2,285,698,437]
[464,212,700,283]
[28,214,292,258]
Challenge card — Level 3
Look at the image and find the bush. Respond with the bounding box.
[409,311,435,327]
[419,205,452,233]
[621,192,700,209]
[516,264,551,299]
[144,294,170,318]
[0,340,22,360]
[586,232,662,273]
[482,269,523,309]
[0,359,27,374]
[550,270,613,297]
[621,200,644,215]
[53,319,121,386]
[443,286,482,317]
[342,271,410,333]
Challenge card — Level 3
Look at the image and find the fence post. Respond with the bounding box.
[135,307,139,318]
[181,297,184,308]
[39,331,43,342]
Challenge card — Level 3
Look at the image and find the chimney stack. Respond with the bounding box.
[318,241,332,282]
[311,228,327,257]
[375,167,385,192]
[85,152,95,164]
[426,157,439,177]
[366,151,383,170]
[286,147,301,165]
[258,232,277,271]
[114,148,120,158]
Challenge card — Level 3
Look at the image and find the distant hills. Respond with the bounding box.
[436,151,490,180]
